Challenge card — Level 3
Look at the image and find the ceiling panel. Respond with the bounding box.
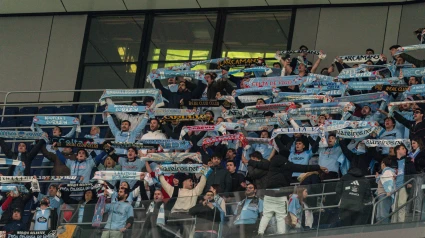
[266,0,330,5]
[0,0,65,14]
[61,0,126,12]
[124,0,199,10]
[197,0,268,8]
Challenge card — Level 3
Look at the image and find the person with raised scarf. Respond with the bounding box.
[106,111,148,155]
[393,106,425,141]
[106,97,146,133]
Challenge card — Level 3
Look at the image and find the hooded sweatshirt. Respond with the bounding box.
[335,168,372,212]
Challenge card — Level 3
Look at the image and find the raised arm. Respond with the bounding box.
[27,139,46,161]
[55,149,68,165]
[107,114,120,136]
[132,113,149,137]
[393,111,413,130]
[106,98,130,121]
[63,125,77,138]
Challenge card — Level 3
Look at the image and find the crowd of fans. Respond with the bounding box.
[1,31,425,238]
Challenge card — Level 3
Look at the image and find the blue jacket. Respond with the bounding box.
[56,150,105,183]
[107,115,148,154]
[3,220,25,232]
[104,201,134,230]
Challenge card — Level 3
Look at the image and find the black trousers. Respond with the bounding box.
[339,209,364,227]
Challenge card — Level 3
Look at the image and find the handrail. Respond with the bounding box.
[371,177,416,224]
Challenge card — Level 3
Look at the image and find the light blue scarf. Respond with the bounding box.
[31,116,81,133]
[105,105,147,113]
[0,130,44,139]
[99,89,162,105]
[401,67,425,77]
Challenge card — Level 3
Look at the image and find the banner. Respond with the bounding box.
[336,54,380,63]
[59,183,100,192]
[394,44,425,55]
[372,84,409,93]
[0,176,77,183]
[31,116,81,133]
[202,133,248,148]
[363,139,411,148]
[140,152,202,163]
[99,89,160,106]
[105,105,147,113]
[0,130,44,140]
[181,99,232,109]
[244,76,304,87]
[336,127,377,139]
[0,230,57,238]
[159,114,213,124]
[217,58,265,68]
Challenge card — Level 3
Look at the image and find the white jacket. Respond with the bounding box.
[140,130,168,153]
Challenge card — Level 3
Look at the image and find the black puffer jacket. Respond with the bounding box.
[204,165,232,193]
[335,167,372,212]
[247,161,269,190]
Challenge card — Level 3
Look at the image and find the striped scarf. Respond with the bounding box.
[140,152,202,163]
[202,133,248,148]
[394,44,425,55]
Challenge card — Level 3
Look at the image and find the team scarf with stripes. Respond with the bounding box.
[159,114,212,124]
[244,76,304,87]
[303,74,334,87]
[336,127,378,139]
[99,89,161,106]
[372,84,409,93]
[137,139,192,150]
[140,152,202,163]
[92,171,144,181]
[274,92,331,103]
[302,87,346,96]
[157,164,212,176]
[337,70,379,79]
[169,58,228,70]
[0,158,22,167]
[347,78,405,90]
[246,137,271,145]
[401,67,425,77]
[228,67,269,76]
[387,99,425,116]
[0,176,77,183]
[234,86,277,96]
[149,108,199,117]
[0,130,44,140]
[243,102,296,113]
[323,120,378,130]
[271,127,322,139]
[404,84,425,96]
[279,49,321,55]
[180,124,226,140]
[336,54,381,63]
[223,109,270,119]
[217,58,264,68]
[333,92,388,103]
[31,116,81,133]
[238,95,272,104]
[394,44,425,55]
[363,139,411,149]
[105,105,147,113]
[59,183,101,192]
[202,133,248,148]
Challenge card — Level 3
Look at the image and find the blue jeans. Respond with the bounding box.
[376,194,393,223]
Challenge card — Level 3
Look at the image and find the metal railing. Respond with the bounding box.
[371,178,418,225]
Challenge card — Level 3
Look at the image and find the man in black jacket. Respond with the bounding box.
[246,151,268,190]
[154,78,206,108]
[335,167,372,227]
[393,107,425,142]
[204,154,232,193]
[0,138,45,176]
[226,160,246,192]
[189,191,221,238]
[0,187,32,225]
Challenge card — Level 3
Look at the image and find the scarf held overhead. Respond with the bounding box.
[31,116,81,133]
